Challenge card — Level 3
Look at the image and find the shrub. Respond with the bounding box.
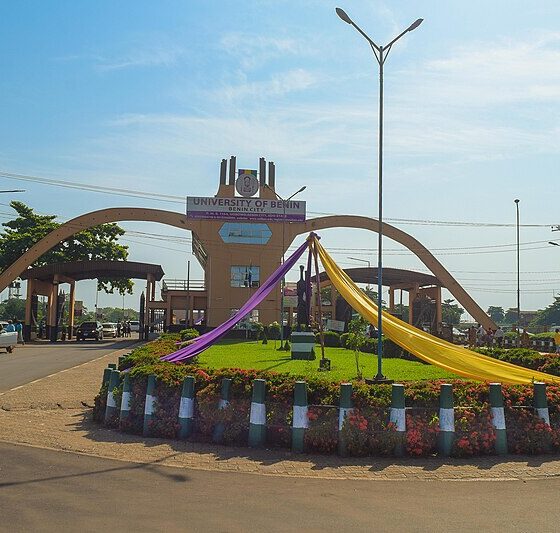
[180,328,200,342]
[316,331,340,347]
[267,321,281,340]
[340,332,349,348]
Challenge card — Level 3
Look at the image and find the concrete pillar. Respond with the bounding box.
[389,287,395,313]
[47,281,58,342]
[24,278,34,342]
[435,285,442,327]
[68,281,76,339]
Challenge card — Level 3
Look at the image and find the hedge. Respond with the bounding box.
[94,337,560,458]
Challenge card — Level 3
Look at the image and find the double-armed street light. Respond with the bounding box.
[336,7,423,381]
[265,184,306,350]
[515,199,520,346]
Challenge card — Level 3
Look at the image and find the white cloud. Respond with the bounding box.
[95,43,187,71]
[219,33,312,70]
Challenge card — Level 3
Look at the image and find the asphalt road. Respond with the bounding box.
[0,442,559,533]
[0,336,139,392]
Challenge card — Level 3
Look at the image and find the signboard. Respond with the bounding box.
[236,169,259,197]
[326,319,346,332]
[187,196,306,222]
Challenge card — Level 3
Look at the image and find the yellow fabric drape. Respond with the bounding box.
[313,236,559,385]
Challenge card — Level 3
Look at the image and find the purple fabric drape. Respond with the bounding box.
[161,238,311,363]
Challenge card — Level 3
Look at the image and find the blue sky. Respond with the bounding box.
[1,0,560,317]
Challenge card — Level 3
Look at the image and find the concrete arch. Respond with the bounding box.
[0,208,496,330]
[293,215,495,330]
[0,207,197,296]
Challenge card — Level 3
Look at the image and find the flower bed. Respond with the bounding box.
[92,337,560,458]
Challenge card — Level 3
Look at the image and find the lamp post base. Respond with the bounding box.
[366,375,394,385]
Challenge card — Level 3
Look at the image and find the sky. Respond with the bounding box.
[1,0,559,319]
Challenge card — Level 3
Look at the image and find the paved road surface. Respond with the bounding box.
[0,442,559,533]
[0,336,139,392]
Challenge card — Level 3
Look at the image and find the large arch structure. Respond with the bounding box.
[0,208,496,331]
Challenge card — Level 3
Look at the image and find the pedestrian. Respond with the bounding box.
[116,321,121,337]
[554,328,560,355]
[15,320,24,345]
[126,321,131,337]
[521,328,530,348]
[467,326,476,348]
[5,320,15,333]
[494,326,504,348]
[486,328,494,348]
[476,324,486,347]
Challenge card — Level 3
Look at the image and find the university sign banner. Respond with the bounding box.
[187,196,306,222]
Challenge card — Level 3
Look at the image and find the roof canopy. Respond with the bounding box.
[319,267,441,289]
[20,260,164,282]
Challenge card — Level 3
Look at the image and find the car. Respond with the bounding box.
[129,320,140,333]
[102,323,118,338]
[76,321,104,341]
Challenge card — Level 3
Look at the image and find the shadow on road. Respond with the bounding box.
[74,409,560,473]
[0,448,189,489]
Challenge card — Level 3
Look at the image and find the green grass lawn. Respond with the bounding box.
[198,339,461,382]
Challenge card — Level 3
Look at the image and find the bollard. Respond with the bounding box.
[248,379,267,447]
[143,375,157,436]
[292,381,308,453]
[533,382,550,425]
[390,383,406,457]
[438,383,455,456]
[489,383,507,455]
[108,363,117,370]
[105,370,121,423]
[213,378,232,443]
[119,373,132,425]
[338,383,353,456]
[178,376,196,439]
[118,355,126,367]
[101,367,112,389]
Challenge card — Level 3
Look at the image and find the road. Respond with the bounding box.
[0,442,559,532]
[0,336,139,392]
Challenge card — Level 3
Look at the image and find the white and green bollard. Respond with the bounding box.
[179,376,196,439]
[143,375,156,437]
[438,383,455,456]
[390,383,406,456]
[119,373,132,426]
[292,381,308,453]
[489,383,507,455]
[338,383,353,456]
[101,367,112,389]
[533,382,550,425]
[105,370,121,423]
[108,363,117,370]
[248,379,267,447]
[213,378,232,443]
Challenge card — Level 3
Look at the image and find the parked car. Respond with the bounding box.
[129,320,140,333]
[102,323,118,338]
[76,321,104,341]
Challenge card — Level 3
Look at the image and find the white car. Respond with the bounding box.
[129,321,140,333]
[102,323,118,338]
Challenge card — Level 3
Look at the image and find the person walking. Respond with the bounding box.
[5,320,15,333]
[467,325,476,348]
[476,324,486,347]
[554,328,560,355]
[494,326,504,348]
[116,321,121,337]
[15,320,24,345]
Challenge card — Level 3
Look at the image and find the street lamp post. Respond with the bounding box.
[515,199,520,347]
[265,184,306,350]
[336,7,423,381]
[348,256,372,290]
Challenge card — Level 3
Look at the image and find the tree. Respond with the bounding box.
[361,287,387,309]
[504,308,518,325]
[0,201,132,294]
[442,299,464,325]
[486,306,505,323]
[529,297,560,327]
[346,316,368,380]
[0,298,26,320]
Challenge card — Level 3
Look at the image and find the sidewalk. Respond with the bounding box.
[2,348,560,481]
